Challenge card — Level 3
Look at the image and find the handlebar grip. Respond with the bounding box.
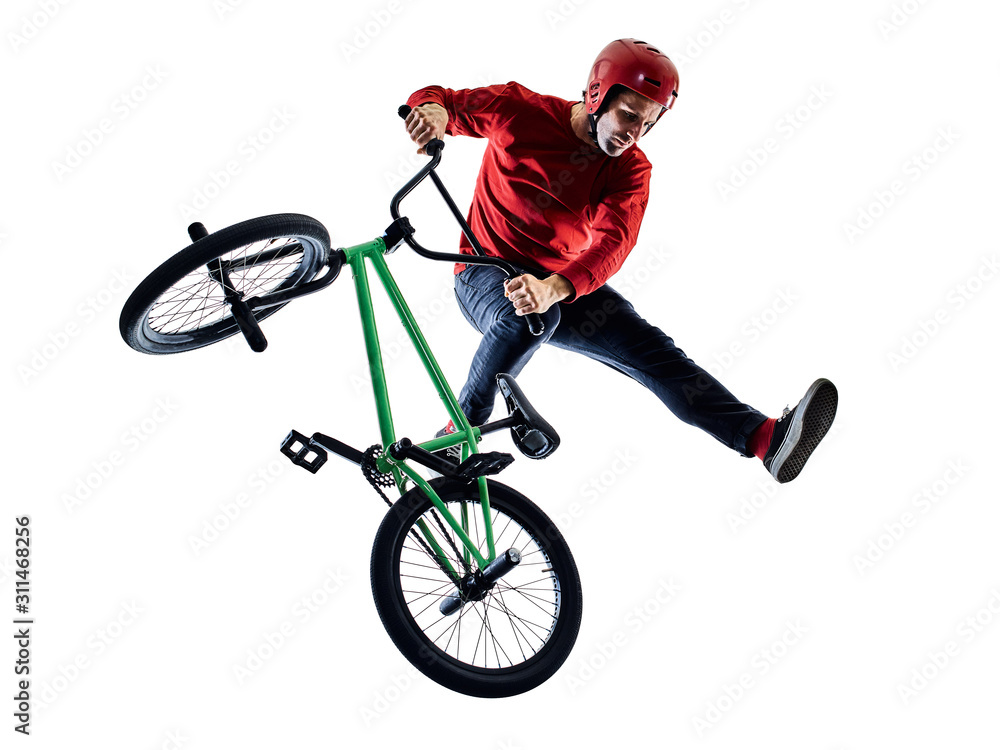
[399,103,445,156]
[525,312,545,337]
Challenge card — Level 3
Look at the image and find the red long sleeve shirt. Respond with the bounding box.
[406,82,652,300]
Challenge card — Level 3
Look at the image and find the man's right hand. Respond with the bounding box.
[405,103,448,154]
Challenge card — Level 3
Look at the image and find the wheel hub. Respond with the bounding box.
[439,548,522,616]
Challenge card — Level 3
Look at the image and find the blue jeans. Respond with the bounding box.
[452,264,767,457]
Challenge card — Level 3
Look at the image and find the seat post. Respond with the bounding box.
[477,414,520,436]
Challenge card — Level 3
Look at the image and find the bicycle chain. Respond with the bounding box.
[361,444,465,584]
[361,445,395,503]
[430,507,471,577]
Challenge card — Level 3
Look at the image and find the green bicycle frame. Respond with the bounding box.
[342,236,496,576]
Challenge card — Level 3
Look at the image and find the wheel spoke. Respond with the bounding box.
[494,582,560,619]
[141,236,313,338]
[394,494,566,672]
[485,594,552,642]
[488,588,531,662]
[404,582,455,619]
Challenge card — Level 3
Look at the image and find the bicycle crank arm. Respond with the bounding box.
[309,432,365,465]
[388,438,514,480]
[280,430,365,474]
[388,437,459,476]
[439,548,522,616]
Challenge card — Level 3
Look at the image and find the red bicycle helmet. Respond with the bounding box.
[585,38,679,135]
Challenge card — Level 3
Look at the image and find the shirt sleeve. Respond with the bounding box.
[557,160,652,300]
[405,83,516,139]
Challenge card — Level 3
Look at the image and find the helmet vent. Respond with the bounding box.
[644,77,662,88]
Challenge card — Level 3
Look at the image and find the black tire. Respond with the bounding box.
[370,478,582,698]
[119,214,332,354]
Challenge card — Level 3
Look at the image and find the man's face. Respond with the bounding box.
[594,89,664,157]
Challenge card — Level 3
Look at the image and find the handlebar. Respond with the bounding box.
[394,105,544,337]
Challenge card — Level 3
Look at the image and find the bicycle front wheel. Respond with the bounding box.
[119,214,332,354]
[370,478,582,698]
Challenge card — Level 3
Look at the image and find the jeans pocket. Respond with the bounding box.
[456,264,506,294]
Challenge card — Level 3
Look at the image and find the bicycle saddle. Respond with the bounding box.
[496,373,560,459]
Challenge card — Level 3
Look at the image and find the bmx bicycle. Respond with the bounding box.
[118,107,582,698]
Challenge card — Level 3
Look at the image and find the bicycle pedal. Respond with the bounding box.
[280,430,328,474]
[454,451,514,479]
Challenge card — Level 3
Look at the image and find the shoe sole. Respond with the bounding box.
[771,379,838,483]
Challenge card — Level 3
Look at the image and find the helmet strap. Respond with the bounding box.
[587,112,599,147]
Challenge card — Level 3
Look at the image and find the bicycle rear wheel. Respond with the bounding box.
[370,478,582,698]
[120,214,332,354]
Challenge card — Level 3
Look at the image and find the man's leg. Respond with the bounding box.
[547,284,767,456]
[452,265,561,426]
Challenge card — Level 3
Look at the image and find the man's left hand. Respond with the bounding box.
[504,273,575,315]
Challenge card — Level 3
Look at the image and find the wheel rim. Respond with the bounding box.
[396,497,564,672]
[140,235,322,345]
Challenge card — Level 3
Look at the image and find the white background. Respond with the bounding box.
[4,0,999,747]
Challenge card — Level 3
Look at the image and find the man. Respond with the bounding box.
[403,38,837,483]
